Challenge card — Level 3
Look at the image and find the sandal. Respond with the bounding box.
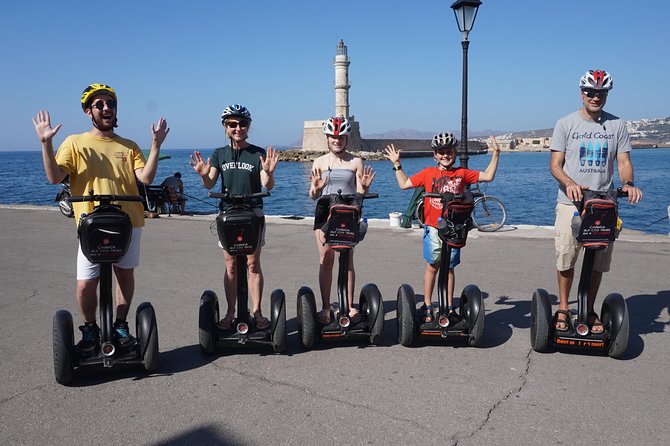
[349,308,362,324]
[554,310,570,332]
[317,309,331,325]
[447,306,462,325]
[218,313,237,330]
[254,311,270,330]
[588,312,605,334]
[421,304,434,323]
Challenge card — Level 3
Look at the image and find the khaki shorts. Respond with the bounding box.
[554,203,613,272]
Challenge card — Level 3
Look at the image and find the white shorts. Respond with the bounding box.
[77,228,142,280]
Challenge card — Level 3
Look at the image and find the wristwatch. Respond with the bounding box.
[393,164,402,171]
[624,181,635,187]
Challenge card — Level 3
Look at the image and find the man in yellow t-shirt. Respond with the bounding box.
[33,83,169,355]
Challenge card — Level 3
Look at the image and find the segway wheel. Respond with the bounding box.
[199,290,220,355]
[360,284,384,345]
[602,293,629,359]
[462,284,485,347]
[136,302,159,372]
[270,289,287,353]
[52,310,75,385]
[530,288,552,352]
[397,284,416,347]
[297,286,317,350]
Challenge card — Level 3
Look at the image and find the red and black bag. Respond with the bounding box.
[318,193,364,249]
[437,192,475,248]
[577,190,618,248]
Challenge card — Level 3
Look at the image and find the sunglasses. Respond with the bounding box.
[226,121,249,129]
[582,90,608,99]
[91,99,117,110]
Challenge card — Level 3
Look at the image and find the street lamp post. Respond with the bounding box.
[451,0,481,169]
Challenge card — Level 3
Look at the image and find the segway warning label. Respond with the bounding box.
[555,338,605,348]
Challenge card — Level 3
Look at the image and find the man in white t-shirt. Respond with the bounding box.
[549,69,643,333]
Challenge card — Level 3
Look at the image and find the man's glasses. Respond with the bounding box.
[582,90,608,99]
[226,121,249,129]
[91,99,117,110]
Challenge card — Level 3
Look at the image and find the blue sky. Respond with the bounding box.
[2,0,669,151]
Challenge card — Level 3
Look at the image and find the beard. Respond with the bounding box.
[92,114,117,131]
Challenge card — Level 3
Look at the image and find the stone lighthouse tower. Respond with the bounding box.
[334,39,350,118]
[302,40,363,152]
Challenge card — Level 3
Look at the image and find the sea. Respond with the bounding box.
[1,148,669,235]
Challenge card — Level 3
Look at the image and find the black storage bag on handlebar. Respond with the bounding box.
[437,192,475,248]
[318,194,363,248]
[216,206,265,255]
[78,205,133,263]
[578,190,617,248]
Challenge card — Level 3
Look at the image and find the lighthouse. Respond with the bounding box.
[302,40,363,152]
[334,39,350,118]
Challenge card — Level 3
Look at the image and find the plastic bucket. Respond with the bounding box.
[389,212,402,227]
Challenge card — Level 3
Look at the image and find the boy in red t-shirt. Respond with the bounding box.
[384,133,501,323]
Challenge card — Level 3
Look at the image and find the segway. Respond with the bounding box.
[296,191,384,349]
[198,191,286,354]
[397,191,485,347]
[52,192,159,385]
[531,189,630,359]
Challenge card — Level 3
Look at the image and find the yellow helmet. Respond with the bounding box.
[81,83,117,110]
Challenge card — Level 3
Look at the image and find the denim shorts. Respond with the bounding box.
[423,225,461,267]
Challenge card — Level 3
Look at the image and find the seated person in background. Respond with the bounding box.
[160,171,185,213]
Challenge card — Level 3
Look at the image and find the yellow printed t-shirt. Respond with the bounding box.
[55,132,146,228]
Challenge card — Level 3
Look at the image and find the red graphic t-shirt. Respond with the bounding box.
[410,166,480,227]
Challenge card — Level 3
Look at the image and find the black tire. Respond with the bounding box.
[360,284,384,345]
[59,199,74,218]
[52,310,75,385]
[530,288,552,352]
[414,199,425,228]
[472,196,506,232]
[297,287,318,350]
[602,293,629,359]
[136,302,159,372]
[270,289,287,353]
[397,284,416,347]
[199,290,219,355]
[461,285,484,346]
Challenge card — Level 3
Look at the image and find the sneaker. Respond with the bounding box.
[113,320,136,348]
[78,323,100,355]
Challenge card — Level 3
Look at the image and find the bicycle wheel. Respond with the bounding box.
[472,196,506,232]
[414,198,425,228]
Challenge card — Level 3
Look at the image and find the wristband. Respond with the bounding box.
[393,164,402,171]
[624,181,634,187]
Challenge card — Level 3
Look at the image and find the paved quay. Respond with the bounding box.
[1,205,669,446]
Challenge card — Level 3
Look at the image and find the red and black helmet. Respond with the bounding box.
[579,69,613,91]
[322,116,351,136]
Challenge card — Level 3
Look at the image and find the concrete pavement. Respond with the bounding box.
[1,206,669,446]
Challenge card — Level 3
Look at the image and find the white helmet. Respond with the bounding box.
[221,104,252,126]
[431,132,458,150]
[322,116,351,136]
[579,70,613,91]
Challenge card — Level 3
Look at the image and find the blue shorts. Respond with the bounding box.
[423,226,460,267]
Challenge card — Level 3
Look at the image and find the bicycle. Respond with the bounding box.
[414,183,507,232]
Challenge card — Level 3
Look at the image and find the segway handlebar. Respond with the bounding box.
[571,188,628,209]
[69,193,143,204]
[423,192,467,200]
[208,191,271,200]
